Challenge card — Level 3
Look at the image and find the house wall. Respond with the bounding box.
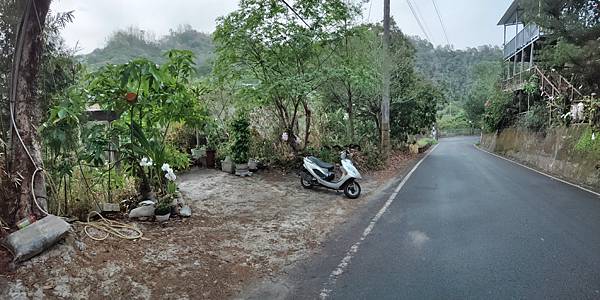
[480,125,600,191]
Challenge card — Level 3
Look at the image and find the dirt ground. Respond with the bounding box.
[0,151,416,299]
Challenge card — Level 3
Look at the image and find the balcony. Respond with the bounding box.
[504,24,542,60]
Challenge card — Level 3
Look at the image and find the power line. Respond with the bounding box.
[409,0,434,43]
[368,0,373,23]
[406,0,431,42]
[431,0,451,45]
[278,0,311,28]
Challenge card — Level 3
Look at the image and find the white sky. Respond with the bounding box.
[50,0,514,54]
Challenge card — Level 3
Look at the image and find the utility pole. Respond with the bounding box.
[381,0,391,155]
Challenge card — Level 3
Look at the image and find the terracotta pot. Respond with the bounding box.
[206,150,216,168]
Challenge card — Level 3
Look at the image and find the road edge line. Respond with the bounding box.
[474,144,600,197]
[318,143,439,299]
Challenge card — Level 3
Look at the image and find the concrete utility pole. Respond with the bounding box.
[381,0,391,155]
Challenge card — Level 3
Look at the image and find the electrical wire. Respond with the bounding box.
[367,0,373,23]
[409,0,434,42]
[431,0,451,45]
[8,0,51,218]
[406,0,431,42]
[278,0,311,28]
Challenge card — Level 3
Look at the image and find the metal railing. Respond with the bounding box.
[504,24,542,60]
[503,65,583,102]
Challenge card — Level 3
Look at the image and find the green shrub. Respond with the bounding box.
[575,128,600,154]
[483,92,515,132]
[229,113,251,164]
[417,137,437,147]
[517,103,548,132]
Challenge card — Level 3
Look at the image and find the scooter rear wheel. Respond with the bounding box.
[300,172,313,189]
[344,181,361,199]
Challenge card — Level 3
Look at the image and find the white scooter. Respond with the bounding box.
[300,150,362,199]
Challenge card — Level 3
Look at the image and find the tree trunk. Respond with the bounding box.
[302,100,311,151]
[347,88,354,143]
[2,0,51,226]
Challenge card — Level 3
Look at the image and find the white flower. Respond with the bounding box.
[139,157,153,167]
[165,171,177,181]
[281,132,289,142]
[161,163,171,172]
[592,132,596,141]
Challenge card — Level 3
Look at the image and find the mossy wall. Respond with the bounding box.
[481,125,600,191]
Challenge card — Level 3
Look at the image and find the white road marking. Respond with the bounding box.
[474,144,600,198]
[319,144,439,299]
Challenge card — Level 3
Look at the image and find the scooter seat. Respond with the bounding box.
[308,156,334,171]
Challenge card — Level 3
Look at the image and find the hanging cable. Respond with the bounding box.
[431,0,451,45]
[406,0,431,42]
[367,0,374,23]
[9,0,49,217]
[409,0,434,43]
[278,0,311,28]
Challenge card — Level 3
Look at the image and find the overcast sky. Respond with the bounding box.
[50,0,514,54]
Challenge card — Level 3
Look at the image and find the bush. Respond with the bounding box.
[575,128,600,155]
[517,103,548,132]
[353,141,385,171]
[229,114,251,164]
[483,91,515,132]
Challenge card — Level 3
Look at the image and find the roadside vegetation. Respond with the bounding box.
[0,1,447,226]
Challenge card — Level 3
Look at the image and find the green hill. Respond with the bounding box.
[81,25,214,75]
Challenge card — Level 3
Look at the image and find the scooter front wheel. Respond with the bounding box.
[300,171,313,189]
[344,181,361,199]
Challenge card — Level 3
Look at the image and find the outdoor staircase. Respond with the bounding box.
[503,65,591,123]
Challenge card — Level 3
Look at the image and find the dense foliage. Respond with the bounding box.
[523,0,600,93]
[409,38,503,131]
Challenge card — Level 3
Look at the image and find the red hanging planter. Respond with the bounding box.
[125,92,138,104]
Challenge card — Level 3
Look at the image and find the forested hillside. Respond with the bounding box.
[82,25,213,75]
[407,37,502,130]
[411,37,502,105]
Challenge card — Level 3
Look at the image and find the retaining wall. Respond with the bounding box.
[480,125,600,191]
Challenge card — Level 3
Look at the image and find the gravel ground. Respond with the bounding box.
[0,152,416,299]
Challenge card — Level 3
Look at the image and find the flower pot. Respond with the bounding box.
[235,163,251,176]
[235,163,248,171]
[221,157,235,174]
[206,150,216,168]
[190,148,205,160]
[248,159,258,171]
[155,213,170,222]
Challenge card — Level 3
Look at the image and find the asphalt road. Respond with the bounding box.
[322,136,600,299]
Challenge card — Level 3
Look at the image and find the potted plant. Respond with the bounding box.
[221,156,235,173]
[154,163,178,222]
[205,121,224,169]
[155,199,172,222]
[248,158,258,171]
[229,114,251,175]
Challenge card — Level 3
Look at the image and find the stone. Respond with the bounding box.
[128,205,155,218]
[180,205,192,217]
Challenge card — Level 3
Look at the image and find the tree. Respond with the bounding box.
[523,0,600,92]
[2,0,52,226]
[464,61,503,126]
[213,0,357,151]
[323,25,381,143]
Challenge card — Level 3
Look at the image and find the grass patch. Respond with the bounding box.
[416,137,438,148]
[575,128,600,154]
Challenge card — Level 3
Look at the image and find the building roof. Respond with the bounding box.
[498,0,522,26]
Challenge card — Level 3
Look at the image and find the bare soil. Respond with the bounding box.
[0,152,416,299]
